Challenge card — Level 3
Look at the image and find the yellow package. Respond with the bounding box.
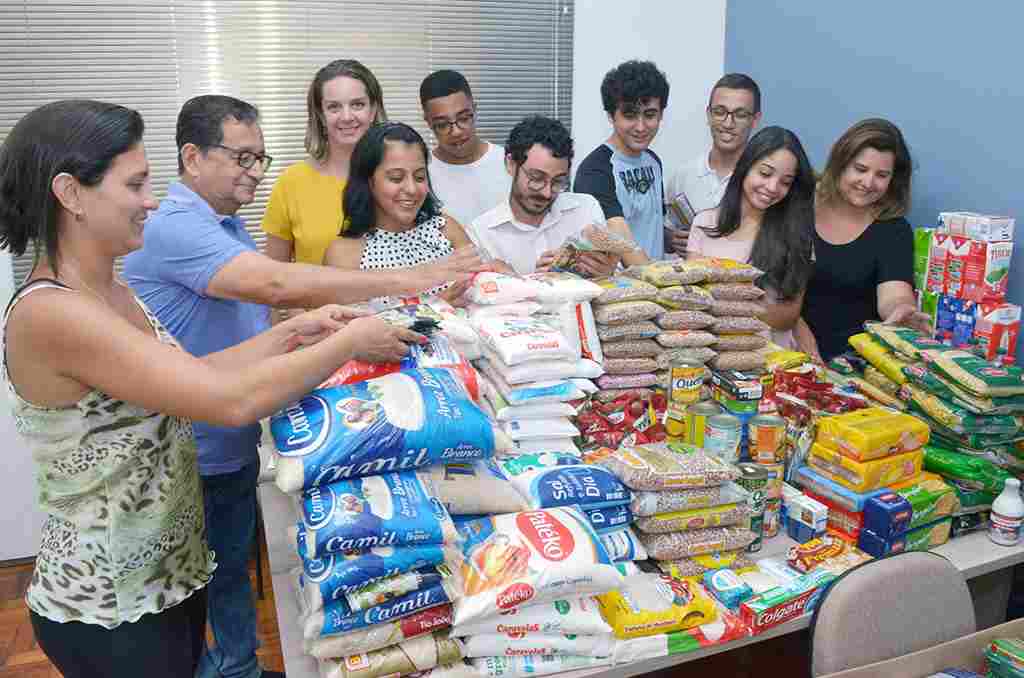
[816,407,930,461]
[809,442,924,493]
[634,502,750,534]
[848,333,910,385]
[766,349,809,371]
[597,573,717,639]
[655,550,759,581]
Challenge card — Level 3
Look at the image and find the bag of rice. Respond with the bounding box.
[541,301,604,364]
[452,596,610,638]
[711,316,770,334]
[597,573,718,639]
[482,346,600,384]
[272,369,502,493]
[582,504,633,535]
[467,302,541,323]
[600,527,649,561]
[468,655,611,678]
[637,527,757,560]
[603,357,659,375]
[428,461,530,516]
[921,349,1024,397]
[319,630,464,678]
[452,508,624,627]
[708,299,767,317]
[297,471,458,559]
[630,482,750,517]
[477,360,585,406]
[710,349,769,371]
[655,348,717,370]
[691,257,763,283]
[523,271,604,304]
[596,321,661,342]
[462,632,614,658]
[596,373,659,390]
[497,452,631,510]
[502,419,581,441]
[656,331,716,348]
[704,283,766,301]
[304,578,457,639]
[475,316,577,365]
[634,503,750,534]
[586,444,739,491]
[656,286,714,311]
[594,277,658,305]
[306,603,454,659]
[656,310,715,331]
[484,390,576,422]
[713,334,768,351]
[510,438,581,456]
[602,339,662,358]
[467,272,541,305]
[593,301,663,326]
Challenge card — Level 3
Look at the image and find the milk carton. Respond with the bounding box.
[974,302,1021,365]
[965,214,1015,243]
[925,232,952,294]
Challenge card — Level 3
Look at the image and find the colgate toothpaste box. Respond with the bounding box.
[739,569,835,634]
[974,302,1021,365]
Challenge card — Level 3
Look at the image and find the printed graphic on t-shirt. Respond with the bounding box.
[619,166,657,195]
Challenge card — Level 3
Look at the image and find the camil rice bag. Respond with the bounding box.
[474,316,578,365]
[272,368,505,493]
[497,452,631,510]
[452,508,624,628]
[297,471,458,559]
[451,596,610,638]
[304,577,457,639]
[305,603,454,659]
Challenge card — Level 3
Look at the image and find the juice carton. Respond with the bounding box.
[974,302,1021,365]
[937,211,975,236]
[964,214,1015,243]
[963,239,1013,302]
[925,232,952,294]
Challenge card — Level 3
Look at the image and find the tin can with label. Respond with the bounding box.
[749,414,787,464]
[763,498,781,538]
[683,400,722,446]
[670,359,707,405]
[761,462,785,500]
[665,402,687,440]
[704,413,742,464]
[736,463,768,552]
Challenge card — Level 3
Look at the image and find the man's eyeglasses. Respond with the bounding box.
[430,112,475,136]
[520,167,570,194]
[210,144,273,172]
[708,106,755,124]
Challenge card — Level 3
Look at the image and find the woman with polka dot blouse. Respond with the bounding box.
[324,122,479,307]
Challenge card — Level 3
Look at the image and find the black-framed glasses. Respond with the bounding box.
[210,144,273,172]
[708,106,755,124]
[430,112,475,136]
[518,166,570,193]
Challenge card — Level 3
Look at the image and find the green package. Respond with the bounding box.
[903,363,1024,415]
[908,405,1023,448]
[894,476,958,530]
[923,444,1013,494]
[920,348,1024,398]
[912,227,932,293]
[918,289,941,336]
[865,321,949,361]
[900,383,1022,436]
[951,482,997,510]
[902,517,952,552]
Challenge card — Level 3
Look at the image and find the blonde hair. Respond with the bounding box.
[304,59,387,162]
[816,118,913,220]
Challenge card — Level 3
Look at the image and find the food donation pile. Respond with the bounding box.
[258,257,1021,678]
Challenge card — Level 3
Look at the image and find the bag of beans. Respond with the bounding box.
[593,301,663,326]
[704,283,766,301]
[708,299,767,317]
[597,321,660,342]
[713,334,768,351]
[594,276,659,305]
[603,357,659,375]
[711,316,770,335]
[656,331,716,348]
[691,257,763,283]
[656,286,714,311]
[655,348,717,370]
[602,339,662,358]
[656,310,715,331]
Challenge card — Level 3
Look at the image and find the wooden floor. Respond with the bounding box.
[0,537,283,677]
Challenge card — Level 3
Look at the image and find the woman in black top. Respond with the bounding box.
[798,118,929,361]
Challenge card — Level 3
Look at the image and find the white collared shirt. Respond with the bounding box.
[468,192,607,274]
[666,147,732,213]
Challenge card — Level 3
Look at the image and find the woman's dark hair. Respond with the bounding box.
[706,126,815,301]
[306,59,387,161]
[341,122,442,238]
[504,115,573,166]
[0,99,144,276]
[817,118,913,220]
[600,60,670,115]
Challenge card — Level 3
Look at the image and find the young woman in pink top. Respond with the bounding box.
[686,126,815,348]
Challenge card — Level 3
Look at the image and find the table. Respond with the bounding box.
[259,482,1024,678]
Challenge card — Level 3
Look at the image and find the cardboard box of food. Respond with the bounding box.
[973,302,1021,365]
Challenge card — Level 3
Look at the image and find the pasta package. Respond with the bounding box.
[808,443,924,493]
[900,383,1021,436]
[597,573,717,639]
[815,407,930,461]
[920,348,1024,397]
[452,508,624,628]
[272,368,498,493]
[630,482,750,517]
[848,333,910,386]
[319,630,463,678]
[903,363,1024,415]
[863,321,951,360]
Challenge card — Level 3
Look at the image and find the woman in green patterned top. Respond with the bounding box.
[0,100,426,678]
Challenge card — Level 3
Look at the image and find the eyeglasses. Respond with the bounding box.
[519,166,570,193]
[430,112,475,136]
[708,106,755,124]
[210,144,273,172]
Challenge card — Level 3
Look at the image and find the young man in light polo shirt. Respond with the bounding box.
[575,60,669,261]
[421,69,512,225]
[468,115,638,276]
[664,73,762,253]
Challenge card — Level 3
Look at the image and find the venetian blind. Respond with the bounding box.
[0,0,575,284]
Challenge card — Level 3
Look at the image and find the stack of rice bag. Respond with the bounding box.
[585,443,758,578]
[269,367,519,676]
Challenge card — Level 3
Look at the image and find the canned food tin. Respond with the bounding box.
[682,400,722,446]
[670,360,707,405]
[749,414,787,464]
[747,513,764,553]
[761,462,785,500]
[665,402,687,440]
[736,463,768,553]
[763,498,781,539]
[704,413,742,464]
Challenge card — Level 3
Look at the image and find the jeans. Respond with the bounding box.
[197,460,263,678]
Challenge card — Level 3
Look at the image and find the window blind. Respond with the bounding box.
[0,0,574,285]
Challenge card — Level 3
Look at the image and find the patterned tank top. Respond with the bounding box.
[359,214,454,307]
[2,280,215,628]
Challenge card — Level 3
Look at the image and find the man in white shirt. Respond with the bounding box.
[469,115,619,276]
[421,70,512,225]
[665,73,762,253]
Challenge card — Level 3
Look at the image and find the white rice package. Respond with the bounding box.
[452,508,623,628]
[468,655,611,678]
[272,368,506,493]
[501,419,580,442]
[305,603,454,659]
[304,578,457,640]
[476,360,585,406]
[509,438,581,456]
[467,302,541,322]
[427,460,530,516]
[474,316,578,365]
[482,347,600,384]
[541,301,605,365]
[524,272,604,304]
[600,527,649,562]
[483,388,576,422]
[452,597,611,637]
[466,272,542,305]
[462,632,615,658]
[496,453,630,510]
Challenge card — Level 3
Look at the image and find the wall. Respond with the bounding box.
[572,0,727,179]
[725,2,1024,335]
[0,251,41,560]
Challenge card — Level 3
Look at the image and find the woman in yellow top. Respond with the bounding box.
[262,59,386,265]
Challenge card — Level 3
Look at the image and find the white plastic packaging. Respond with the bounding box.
[462,632,615,658]
[467,272,541,305]
[990,477,1024,546]
[474,316,577,366]
[502,418,580,441]
[451,597,611,638]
